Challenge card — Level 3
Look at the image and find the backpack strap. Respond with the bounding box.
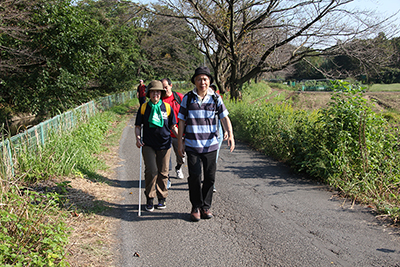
[172,91,181,105]
[140,102,147,115]
[164,102,171,116]
[184,91,219,117]
[141,102,171,117]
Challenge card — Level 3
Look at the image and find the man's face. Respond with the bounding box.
[162,80,173,97]
[194,75,210,93]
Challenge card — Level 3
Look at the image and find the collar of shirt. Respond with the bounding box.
[193,87,214,106]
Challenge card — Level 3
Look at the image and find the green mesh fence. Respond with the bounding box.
[1,91,136,177]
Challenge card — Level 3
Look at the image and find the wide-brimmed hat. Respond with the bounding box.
[146,80,166,98]
[191,66,214,84]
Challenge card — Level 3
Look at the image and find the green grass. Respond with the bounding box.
[0,97,139,266]
[367,83,400,92]
[226,80,400,222]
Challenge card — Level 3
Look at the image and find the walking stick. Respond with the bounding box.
[138,127,143,216]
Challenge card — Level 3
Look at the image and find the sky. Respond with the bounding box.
[347,0,400,37]
[140,0,400,36]
[347,0,400,22]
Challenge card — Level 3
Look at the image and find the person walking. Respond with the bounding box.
[135,80,178,211]
[209,84,228,193]
[161,78,185,186]
[177,67,235,222]
[137,79,147,106]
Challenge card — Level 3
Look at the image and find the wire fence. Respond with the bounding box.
[1,91,136,177]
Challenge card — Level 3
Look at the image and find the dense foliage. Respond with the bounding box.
[227,81,400,220]
[0,0,201,127]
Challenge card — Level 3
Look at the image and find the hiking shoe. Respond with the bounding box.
[175,166,184,179]
[157,198,166,209]
[145,198,154,212]
[200,208,213,219]
[190,207,201,222]
[167,178,171,189]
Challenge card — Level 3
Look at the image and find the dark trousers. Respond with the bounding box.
[187,150,217,209]
[139,96,146,106]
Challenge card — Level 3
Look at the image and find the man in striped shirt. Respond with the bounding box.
[177,66,235,222]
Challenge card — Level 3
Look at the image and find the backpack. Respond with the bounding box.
[140,101,171,116]
[184,91,221,136]
[185,91,219,118]
[172,91,182,105]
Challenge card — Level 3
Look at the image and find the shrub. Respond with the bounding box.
[0,188,69,266]
[227,80,400,220]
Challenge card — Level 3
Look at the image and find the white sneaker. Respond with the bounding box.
[176,167,184,179]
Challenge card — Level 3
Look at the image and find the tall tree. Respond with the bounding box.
[140,5,203,80]
[78,0,150,90]
[1,0,104,118]
[0,0,45,73]
[149,0,397,99]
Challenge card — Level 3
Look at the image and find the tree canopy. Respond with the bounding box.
[150,0,399,99]
[0,0,202,126]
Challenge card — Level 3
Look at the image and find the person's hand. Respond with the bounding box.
[227,133,235,152]
[223,131,228,141]
[178,138,186,158]
[136,138,144,148]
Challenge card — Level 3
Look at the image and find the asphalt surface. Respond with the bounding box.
[115,116,400,267]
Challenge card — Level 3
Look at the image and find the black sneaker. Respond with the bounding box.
[145,198,154,212]
[157,198,166,209]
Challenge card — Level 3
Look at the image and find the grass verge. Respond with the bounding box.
[0,98,138,266]
[227,81,400,223]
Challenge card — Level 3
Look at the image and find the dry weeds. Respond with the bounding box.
[64,145,124,267]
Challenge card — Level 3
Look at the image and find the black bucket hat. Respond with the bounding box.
[146,80,166,98]
[191,66,214,84]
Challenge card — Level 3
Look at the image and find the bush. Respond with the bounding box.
[0,189,69,266]
[227,80,400,220]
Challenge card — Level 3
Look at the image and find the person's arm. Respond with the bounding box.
[220,116,235,152]
[135,125,144,148]
[171,124,179,138]
[177,120,186,158]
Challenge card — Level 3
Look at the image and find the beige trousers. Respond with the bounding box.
[142,146,171,200]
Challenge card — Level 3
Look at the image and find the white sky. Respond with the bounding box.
[346,0,400,37]
[139,0,400,36]
[347,0,400,22]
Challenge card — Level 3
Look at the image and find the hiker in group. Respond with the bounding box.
[135,80,178,211]
[137,79,147,106]
[209,84,228,193]
[177,66,235,222]
[161,78,185,189]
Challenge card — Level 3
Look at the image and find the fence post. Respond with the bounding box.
[5,139,14,177]
[92,101,96,115]
[40,123,45,147]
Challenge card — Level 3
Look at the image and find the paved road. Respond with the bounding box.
[115,117,400,266]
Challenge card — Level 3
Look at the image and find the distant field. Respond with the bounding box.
[367,83,400,92]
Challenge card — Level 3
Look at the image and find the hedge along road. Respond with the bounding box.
[114,116,400,266]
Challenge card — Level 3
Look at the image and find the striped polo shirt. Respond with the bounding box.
[178,88,229,153]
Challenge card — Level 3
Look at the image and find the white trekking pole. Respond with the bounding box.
[138,126,143,216]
